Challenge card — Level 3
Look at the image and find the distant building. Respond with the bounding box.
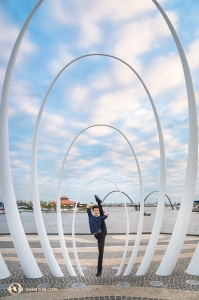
[60,196,76,207]
[49,196,76,207]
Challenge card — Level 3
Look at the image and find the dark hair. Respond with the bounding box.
[93,205,99,211]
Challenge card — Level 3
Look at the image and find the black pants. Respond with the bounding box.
[94,204,107,272]
[95,231,105,272]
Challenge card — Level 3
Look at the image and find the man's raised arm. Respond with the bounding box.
[87,203,96,208]
[103,210,109,217]
[102,208,109,217]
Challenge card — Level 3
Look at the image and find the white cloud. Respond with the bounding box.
[40,111,71,138]
[85,126,113,138]
[0,12,36,65]
[11,159,30,173]
[186,39,199,71]
[163,128,188,154]
[91,74,112,90]
[78,19,102,47]
[75,134,99,146]
[66,157,101,172]
[144,53,184,96]
[69,120,90,130]
[69,85,90,110]
[50,0,168,48]
[43,111,66,126]
[50,0,167,25]
[115,64,142,88]
[168,90,188,115]
[48,45,74,75]
[90,87,140,124]
[10,81,40,116]
[123,109,156,132]
[113,11,178,67]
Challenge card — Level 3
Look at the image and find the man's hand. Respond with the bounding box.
[104,211,109,217]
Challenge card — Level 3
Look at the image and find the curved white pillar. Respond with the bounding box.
[0,253,10,279]
[56,124,143,276]
[123,163,144,275]
[122,137,144,276]
[56,182,76,276]
[32,112,64,277]
[130,73,165,276]
[0,1,43,278]
[71,178,129,276]
[186,243,199,276]
[72,201,84,276]
[152,0,198,276]
[32,53,165,277]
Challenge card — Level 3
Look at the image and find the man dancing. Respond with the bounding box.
[87,195,109,276]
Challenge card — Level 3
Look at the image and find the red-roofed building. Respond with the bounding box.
[49,196,76,208]
[60,196,76,207]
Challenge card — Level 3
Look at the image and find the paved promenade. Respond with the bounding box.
[0,233,199,299]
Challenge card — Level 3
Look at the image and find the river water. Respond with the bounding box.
[0,207,198,235]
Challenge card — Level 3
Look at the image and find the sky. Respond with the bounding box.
[0,0,199,205]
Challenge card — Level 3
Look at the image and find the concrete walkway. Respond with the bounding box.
[0,233,199,300]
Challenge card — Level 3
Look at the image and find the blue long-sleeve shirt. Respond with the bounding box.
[87,208,107,234]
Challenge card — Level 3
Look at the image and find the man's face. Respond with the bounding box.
[93,208,99,217]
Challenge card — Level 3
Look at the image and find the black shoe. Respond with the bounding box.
[94,194,102,205]
[96,271,101,276]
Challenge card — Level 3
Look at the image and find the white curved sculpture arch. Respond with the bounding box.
[32,53,166,277]
[0,0,44,279]
[71,178,129,276]
[0,253,10,280]
[152,0,198,276]
[56,124,144,276]
[186,243,199,276]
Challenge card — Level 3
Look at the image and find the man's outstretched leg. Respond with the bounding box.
[94,195,107,236]
[95,232,105,276]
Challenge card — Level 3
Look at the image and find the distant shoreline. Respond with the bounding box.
[0,232,199,237]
